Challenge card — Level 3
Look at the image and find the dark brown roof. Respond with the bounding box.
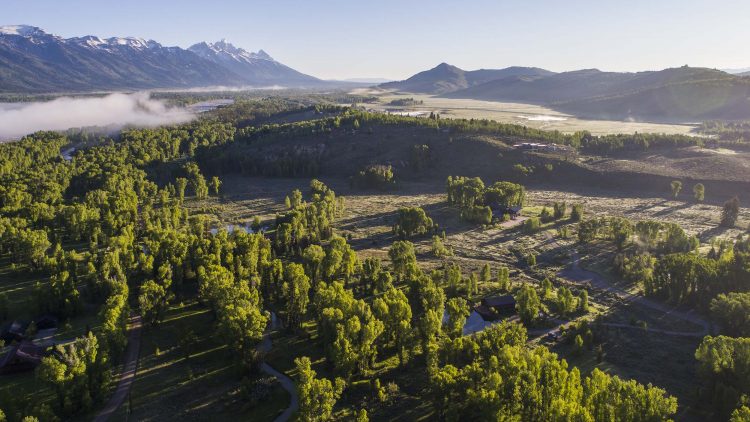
[0,341,45,371]
[474,305,499,321]
[482,295,516,307]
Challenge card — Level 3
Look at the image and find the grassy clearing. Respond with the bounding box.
[554,325,701,411]
[113,300,288,422]
[363,92,697,136]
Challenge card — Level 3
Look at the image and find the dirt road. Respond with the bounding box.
[92,313,143,422]
[259,312,299,422]
[558,251,710,336]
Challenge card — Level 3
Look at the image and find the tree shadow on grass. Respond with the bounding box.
[652,201,694,217]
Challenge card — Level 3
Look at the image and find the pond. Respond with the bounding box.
[443,309,506,336]
[61,147,76,161]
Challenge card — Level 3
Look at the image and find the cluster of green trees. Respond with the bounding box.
[580,215,738,307]
[352,164,395,190]
[581,217,698,254]
[428,321,677,420]
[445,176,525,224]
[275,180,343,254]
[387,98,423,106]
[697,120,750,142]
[410,144,432,171]
[670,180,705,202]
[602,218,750,307]
[0,115,263,419]
[710,292,750,337]
[695,336,750,418]
[393,207,435,238]
[537,201,570,224]
[37,334,109,417]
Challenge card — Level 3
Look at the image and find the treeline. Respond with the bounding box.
[698,120,750,142]
[387,98,423,106]
[579,132,704,154]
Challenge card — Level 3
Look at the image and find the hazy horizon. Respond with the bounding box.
[4,0,750,80]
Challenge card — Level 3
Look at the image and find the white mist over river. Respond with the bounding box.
[0,92,194,140]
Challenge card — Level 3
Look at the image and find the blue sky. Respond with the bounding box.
[4,0,749,80]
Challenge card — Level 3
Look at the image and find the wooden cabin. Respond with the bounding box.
[482,295,517,313]
[475,295,517,321]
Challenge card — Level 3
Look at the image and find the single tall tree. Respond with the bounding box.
[670,181,682,199]
[721,196,740,227]
[693,183,705,202]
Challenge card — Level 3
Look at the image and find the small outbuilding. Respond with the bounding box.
[0,341,45,375]
[475,295,517,321]
[34,315,59,330]
[482,295,517,313]
[489,204,523,220]
[1,320,29,343]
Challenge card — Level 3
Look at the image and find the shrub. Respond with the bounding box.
[431,235,452,257]
[353,164,395,190]
[570,204,584,221]
[461,205,492,225]
[393,207,434,238]
[524,217,541,233]
[721,196,740,227]
[553,202,566,219]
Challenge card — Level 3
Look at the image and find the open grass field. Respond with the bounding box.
[356,90,698,136]
[110,299,289,422]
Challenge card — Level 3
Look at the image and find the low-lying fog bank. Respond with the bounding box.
[0,92,194,141]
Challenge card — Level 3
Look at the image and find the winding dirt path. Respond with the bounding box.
[258,313,299,422]
[558,251,710,336]
[261,363,299,422]
[93,313,143,422]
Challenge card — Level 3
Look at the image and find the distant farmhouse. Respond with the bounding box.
[489,204,522,220]
[0,341,44,375]
[0,315,60,375]
[513,142,572,153]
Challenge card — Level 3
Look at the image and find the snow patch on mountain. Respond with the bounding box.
[0,24,45,37]
[189,40,276,63]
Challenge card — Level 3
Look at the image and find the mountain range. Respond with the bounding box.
[0,25,324,93]
[379,63,553,94]
[382,63,750,121]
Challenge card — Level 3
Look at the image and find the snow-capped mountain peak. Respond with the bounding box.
[0,25,161,51]
[0,25,321,92]
[189,39,275,63]
[104,37,160,50]
[65,34,161,50]
[254,49,272,61]
[0,24,46,37]
[0,25,58,44]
